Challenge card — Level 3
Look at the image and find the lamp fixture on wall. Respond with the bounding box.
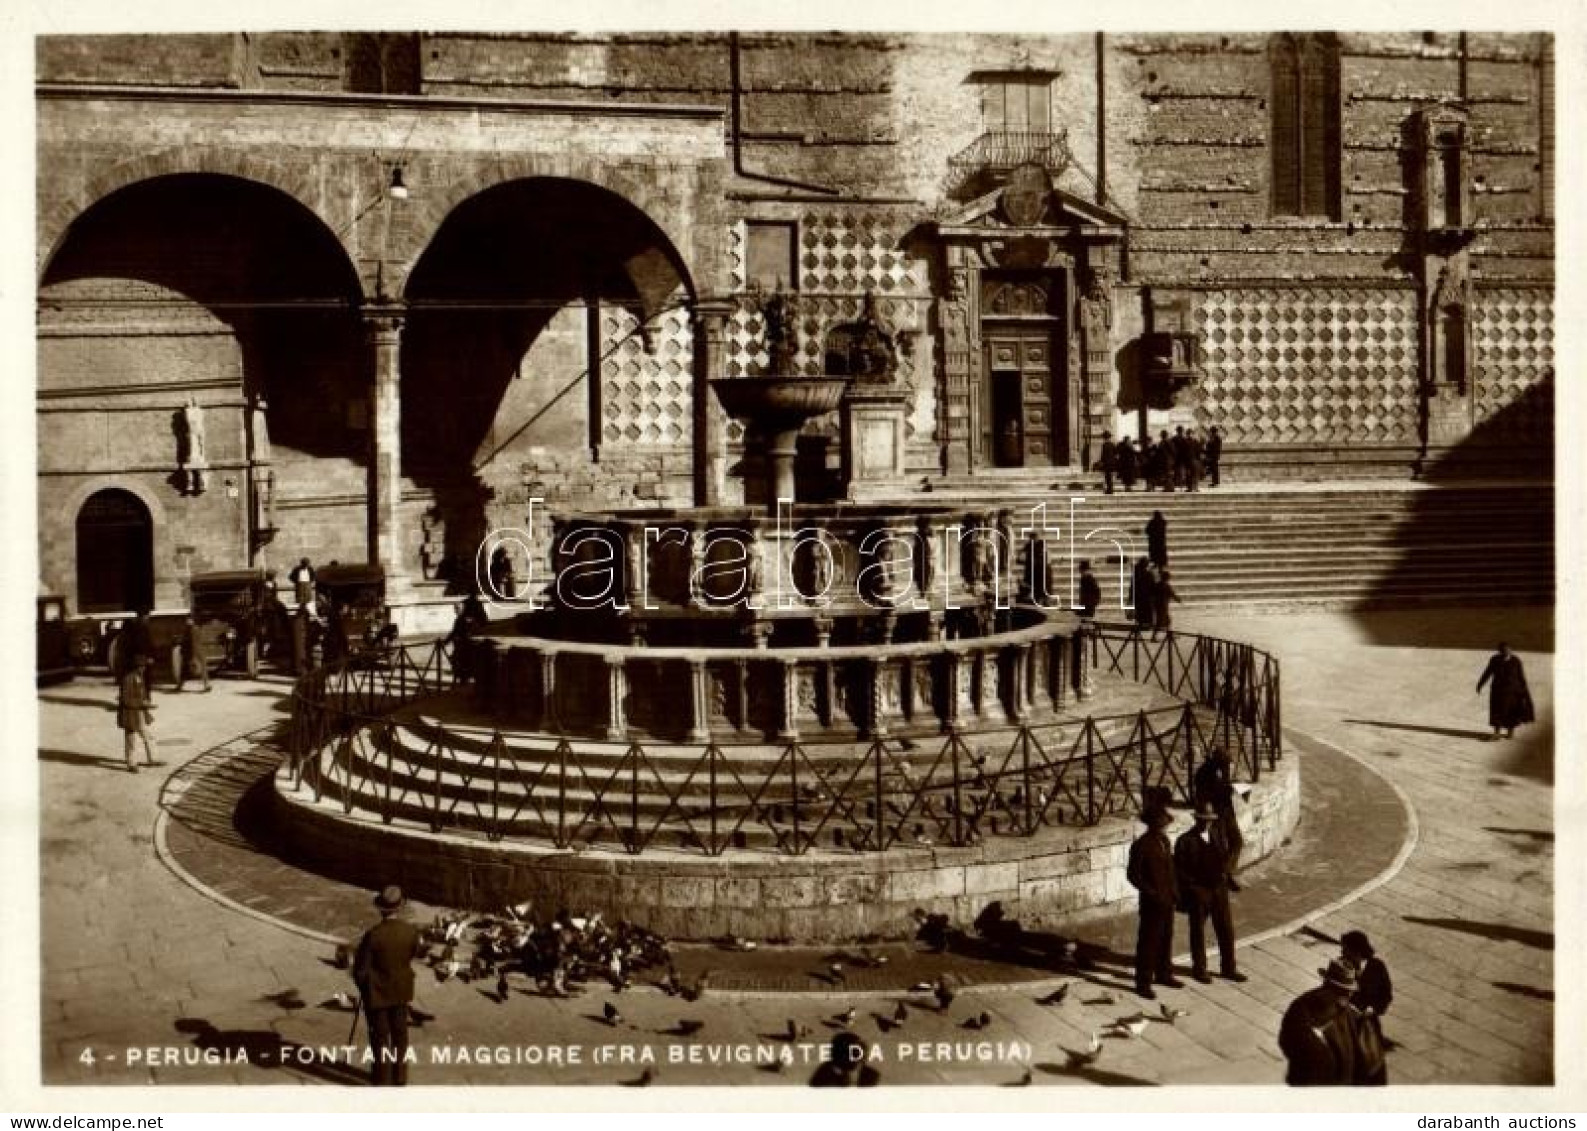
[388,167,409,200]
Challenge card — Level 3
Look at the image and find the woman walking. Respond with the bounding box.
[1476,642,1535,740]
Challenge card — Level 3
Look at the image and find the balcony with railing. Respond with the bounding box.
[946,129,1073,200]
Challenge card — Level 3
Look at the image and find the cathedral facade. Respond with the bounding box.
[36,32,1553,617]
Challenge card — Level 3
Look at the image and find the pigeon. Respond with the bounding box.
[1082,992,1118,1007]
[407,1006,434,1025]
[259,988,306,1011]
[659,967,681,997]
[1111,1016,1150,1039]
[1012,1066,1034,1086]
[1038,983,1071,1006]
[627,1067,655,1087]
[933,977,956,1012]
[1159,1003,1188,1024]
[858,948,888,968]
[910,981,935,994]
[320,991,357,1012]
[332,945,352,970]
[960,1014,986,1031]
[760,1059,786,1075]
[828,963,846,985]
[671,1019,705,1037]
[892,1001,908,1026]
[681,972,710,1003]
[786,1018,809,1042]
[1068,1033,1104,1067]
[837,1006,857,1026]
[602,1001,623,1027]
[496,971,510,1003]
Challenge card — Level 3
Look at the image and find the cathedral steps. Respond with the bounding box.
[909,481,1553,609]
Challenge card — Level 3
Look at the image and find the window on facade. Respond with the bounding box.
[343,33,420,95]
[1269,33,1341,219]
[745,221,798,291]
[979,76,1053,135]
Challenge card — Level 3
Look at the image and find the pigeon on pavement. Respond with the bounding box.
[1068,1033,1104,1067]
[933,977,955,1012]
[1159,1003,1188,1024]
[603,1001,623,1027]
[1037,983,1071,1006]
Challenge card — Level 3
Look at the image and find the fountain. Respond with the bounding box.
[273,289,1296,943]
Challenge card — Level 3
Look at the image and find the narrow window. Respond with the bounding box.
[1270,33,1341,219]
[745,221,798,292]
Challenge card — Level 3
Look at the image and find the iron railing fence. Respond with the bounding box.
[286,624,1280,857]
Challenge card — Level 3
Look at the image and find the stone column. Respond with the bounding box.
[605,656,628,741]
[364,305,406,589]
[692,298,736,507]
[777,659,800,741]
[688,661,710,743]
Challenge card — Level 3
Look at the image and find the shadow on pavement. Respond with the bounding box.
[1492,981,1553,1002]
[1401,916,1553,951]
[172,1018,369,1085]
[1348,607,1553,654]
[1342,719,1492,741]
[1037,1059,1159,1086]
[38,695,116,712]
[40,748,131,771]
[1498,714,1553,785]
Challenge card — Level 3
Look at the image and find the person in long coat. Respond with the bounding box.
[1279,960,1372,1086]
[1097,431,1117,494]
[1145,511,1169,569]
[1153,567,1183,637]
[1476,642,1535,739]
[1077,559,1102,620]
[1205,425,1224,487]
[1131,557,1157,632]
[117,654,159,773]
[1174,803,1247,983]
[354,885,424,1086]
[1126,805,1182,999]
[1117,436,1138,491]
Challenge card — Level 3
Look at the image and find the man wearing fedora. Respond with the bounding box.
[1126,803,1182,999]
[354,885,424,1086]
[1174,802,1248,985]
[1279,959,1376,1085]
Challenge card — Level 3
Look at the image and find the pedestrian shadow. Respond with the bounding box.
[1402,916,1553,951]
[1484,827,1553,843]
[1498,713,1553,785]
[39,748,129,771]
[1342,719,1492,741]
[37,695,116,712]
[1492,981,1553,1002]
[1035,1059,1158,1086]
[172,1018,369,1085]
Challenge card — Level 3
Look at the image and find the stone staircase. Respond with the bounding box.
[912,480,1554,609]
[302,678,1173,851]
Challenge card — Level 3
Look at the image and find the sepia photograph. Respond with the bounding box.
[8,2,1578,1110]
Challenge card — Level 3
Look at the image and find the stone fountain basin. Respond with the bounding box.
[710,376,849,429]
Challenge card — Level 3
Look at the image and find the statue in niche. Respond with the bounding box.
[419,508,445,581]
[748,283,800,376]
[248,392,272,465]
[1432,256,1469,315]
[177,396,209,496]
[1081,265,1115,343]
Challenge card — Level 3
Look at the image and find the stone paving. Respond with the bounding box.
[26,607,1555,1090]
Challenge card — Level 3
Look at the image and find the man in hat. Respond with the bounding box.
[1097,431,1117,494]
[116,654,159,773]
[1174,802,1247,984]
[1205,425,1224,487]
[1117,435,1139,491]
[1193,746,1245,890]
[353,885,424,1086]
[1077,560,1102,620]
[1279,959,1372,1085]
[1126,804,1182,999]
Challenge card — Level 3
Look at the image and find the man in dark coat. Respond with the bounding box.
[1156,431,1175,490]
[1174,803,1247,984]
[1476,642,1535,739]
[1171,426,1191,490]
[1097,431,1117,494]
[1126,805,1182,999]
[354,885,424,1086]
[1153,567,1183,638]
[1145,511,1168,569]
[1131,557,1157,632]
[1279,960,1372,1085]
[1193,746,1245,889]
[1077,559,1102,620]
[1184,432,1203,492]
[1140,437,1159,492]
[1117,436,1138,491]
[117,655,159,773]
[1205,425,1224,487]
[176,616,211,693]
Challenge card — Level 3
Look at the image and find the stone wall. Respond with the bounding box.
[272,751,1300,942]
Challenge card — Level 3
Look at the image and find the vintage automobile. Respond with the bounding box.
[184,569,287,678]
[36,594,76,685]
[315,563,395,661]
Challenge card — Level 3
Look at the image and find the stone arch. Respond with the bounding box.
[53,476,176,614]
[37,148,357,288]
[392,158,701,301]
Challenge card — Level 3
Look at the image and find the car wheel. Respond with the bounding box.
[69,631,97,668]
[106,636,123,678]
